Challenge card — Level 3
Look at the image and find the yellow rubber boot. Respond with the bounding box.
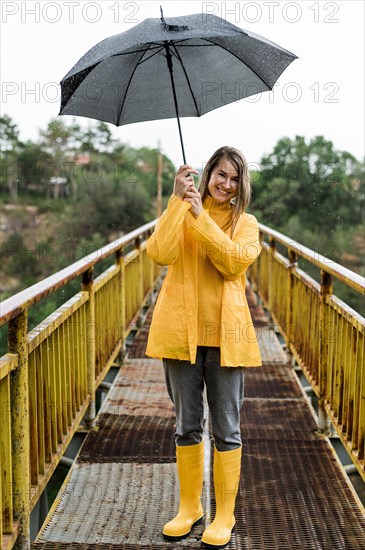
[163,441,204,540]
[201,446,241,549]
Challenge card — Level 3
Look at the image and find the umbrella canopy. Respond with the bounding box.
[60,10,297,162]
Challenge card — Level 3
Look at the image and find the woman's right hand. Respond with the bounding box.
[173,164,199,200]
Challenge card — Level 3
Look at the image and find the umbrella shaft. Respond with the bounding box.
[164,42,187,164]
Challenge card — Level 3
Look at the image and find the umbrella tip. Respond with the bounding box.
[160,6,190,32]
[160,6,166,26]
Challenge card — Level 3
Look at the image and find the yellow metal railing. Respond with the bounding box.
[0,221,159,550]
[250,224,365,482]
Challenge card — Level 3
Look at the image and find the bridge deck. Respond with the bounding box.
[33,287,365,549]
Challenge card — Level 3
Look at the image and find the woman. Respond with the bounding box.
[146,146,262,549]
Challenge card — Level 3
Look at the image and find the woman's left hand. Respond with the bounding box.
[184,185,203,219]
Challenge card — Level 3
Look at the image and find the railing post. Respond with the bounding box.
[115,248,126,360]
[82,268,96,429]
[148,229,155,305]
[286,248,298,348]
[135,236,144,327]
[254,233,264,305]
[318,269,333,435]
[268,236,276,314]
[8,310,30,550]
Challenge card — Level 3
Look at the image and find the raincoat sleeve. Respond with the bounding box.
[188,211,261,280]
[146,194,191,265]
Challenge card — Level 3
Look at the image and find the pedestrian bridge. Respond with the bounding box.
[0,219,364,549]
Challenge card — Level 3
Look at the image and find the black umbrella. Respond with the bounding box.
[59,8,297,163]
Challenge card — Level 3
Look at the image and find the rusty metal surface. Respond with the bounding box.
[36,438,365,548]
[119,359,166,383]
[36,462,205,546]
[241,398,318,439]
[78,414,176,463]
[256,326,288,366]
[234,439,365,549]
[245,286,269,326]
[126,328,149,358]
[102,376,174,417]
[125,302,154,358]
[244,364,302,398]
[143,307,154,326]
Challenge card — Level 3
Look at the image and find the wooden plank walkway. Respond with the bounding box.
[32,287,365,549]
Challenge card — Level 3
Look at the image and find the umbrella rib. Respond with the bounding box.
[110,43,165,59]
[203,38,272,90]
[171,44,200,117]
[169,43,217,48]
[137,44,166,65]
[116,44,153,126]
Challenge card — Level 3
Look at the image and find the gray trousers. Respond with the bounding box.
[163,346,244,452]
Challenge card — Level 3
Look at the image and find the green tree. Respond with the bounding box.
[67,120,116,153]
[37,119,74,196]
[129,146,176,198]
[17,140,46,190]
[253,135,361,234]
[39,119,73,160]
[65,172,151,240]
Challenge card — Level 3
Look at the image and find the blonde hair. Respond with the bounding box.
[199,146,251,234]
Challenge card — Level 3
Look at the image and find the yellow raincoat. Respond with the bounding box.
[145,194,262,367]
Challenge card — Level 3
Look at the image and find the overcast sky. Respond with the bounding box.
[1,0,364,169]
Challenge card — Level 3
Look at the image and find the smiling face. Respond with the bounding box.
[207,158,239,204]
